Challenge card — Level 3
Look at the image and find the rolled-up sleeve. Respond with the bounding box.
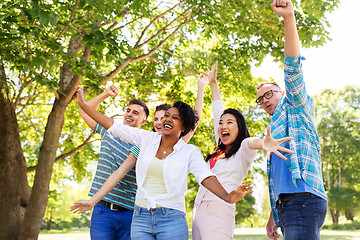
[188,147,214,184]
[107,122,151,147]
[284,55,309,108]
[238,138,257,164]
[238,138,256,178]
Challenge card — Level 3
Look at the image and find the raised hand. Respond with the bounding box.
[197,73,209,87]
[271,0,294,18]
[207,61,218,84]
[70,200,95,214]
[106,84,120,97]
[263,126,294,160]
[226,183,253,204]
[75,86,86,106]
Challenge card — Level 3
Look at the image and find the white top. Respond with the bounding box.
[195,100,257,206]
[135,157,167,208]
[107,123,214,213]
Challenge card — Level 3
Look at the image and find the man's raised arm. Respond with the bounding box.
[76,86,114,130]
[271,0,299,57]
[79,84,119,130]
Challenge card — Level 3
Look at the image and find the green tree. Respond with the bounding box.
[314,86,360,223]
[0,0,338,239]
[43,183,91,230]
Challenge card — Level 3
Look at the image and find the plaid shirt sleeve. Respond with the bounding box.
[284,55,315,117]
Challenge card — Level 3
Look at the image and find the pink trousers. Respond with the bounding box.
[192,201,235,240]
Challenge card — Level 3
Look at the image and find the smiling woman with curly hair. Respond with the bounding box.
[71,85,254,240]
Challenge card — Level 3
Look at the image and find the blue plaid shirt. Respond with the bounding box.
[267,55,327,227]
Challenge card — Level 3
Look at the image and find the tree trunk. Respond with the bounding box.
[330,208,340,224]
[0,89,30,240]
[345,209,354,221]
[18,34,84,240]
[46,219,52,231]
[18,99,67,240]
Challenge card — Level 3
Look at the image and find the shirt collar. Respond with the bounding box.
[152,134,186,152]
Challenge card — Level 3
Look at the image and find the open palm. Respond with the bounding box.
[227,183,253,204]
[70,200,94,214]
[263,126,293,160]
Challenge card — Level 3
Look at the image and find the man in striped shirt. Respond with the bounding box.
[79,84,149,240]
[256,1,327,240]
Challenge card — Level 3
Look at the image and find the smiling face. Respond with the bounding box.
[218,113,239,150]
[257,84,284,116]
[161,107,184,137]
[153,110,166,134]
[123,104,147,127]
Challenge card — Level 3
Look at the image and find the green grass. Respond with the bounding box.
[39,229,360,240]
[189,231,360,240]
[191,234,359,240]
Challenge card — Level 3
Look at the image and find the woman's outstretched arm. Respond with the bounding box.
[70,153,137,213]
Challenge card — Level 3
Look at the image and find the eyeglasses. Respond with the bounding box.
[256,89,281,105]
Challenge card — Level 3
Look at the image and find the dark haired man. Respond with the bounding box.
[79,84,148,240]
[257,1,327,240]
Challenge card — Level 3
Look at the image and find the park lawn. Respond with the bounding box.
[39,229,360,240]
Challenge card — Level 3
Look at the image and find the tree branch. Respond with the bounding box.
[135,5,194,50]
[103,8,131,30]
[0,58,10,101]
[111,15,144,32]
[132,18,190,63]
[234,17,279,26]
[16,84,42,115]
[161,47,203,74]
[14,73,32,109]
[17,91,49,103]
[26,131,97,173]
[56,0,81,40]
[21,7,32,62]
[134,1,184,48]
[110,3,165,32]
[113,71,183,81]
[101,57,133,85]
[149,57,195,75]
[102,7,192,85]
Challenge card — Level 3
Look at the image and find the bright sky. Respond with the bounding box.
[252,0,360,96]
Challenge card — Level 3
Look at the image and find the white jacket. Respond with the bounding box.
[108,123,214,213]
[195,100,257,206]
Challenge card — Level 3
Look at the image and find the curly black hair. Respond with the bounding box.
[172,101,199,137]
[205,108,250,162]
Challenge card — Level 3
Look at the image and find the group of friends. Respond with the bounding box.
[70,1,328,239]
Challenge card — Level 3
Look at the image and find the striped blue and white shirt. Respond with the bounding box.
[267,55,327,227]
[89,123,137,210]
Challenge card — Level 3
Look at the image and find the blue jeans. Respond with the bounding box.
[131,204,188,240]
[276,194,327,240]
[90,204,133,240]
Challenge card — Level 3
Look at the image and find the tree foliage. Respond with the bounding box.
[0,0,339,239]
[314,86,360,223]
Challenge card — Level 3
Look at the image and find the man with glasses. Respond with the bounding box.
[257,1,327,240]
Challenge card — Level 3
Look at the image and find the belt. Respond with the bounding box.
[98,200,131,211]
[277,192,312,204]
